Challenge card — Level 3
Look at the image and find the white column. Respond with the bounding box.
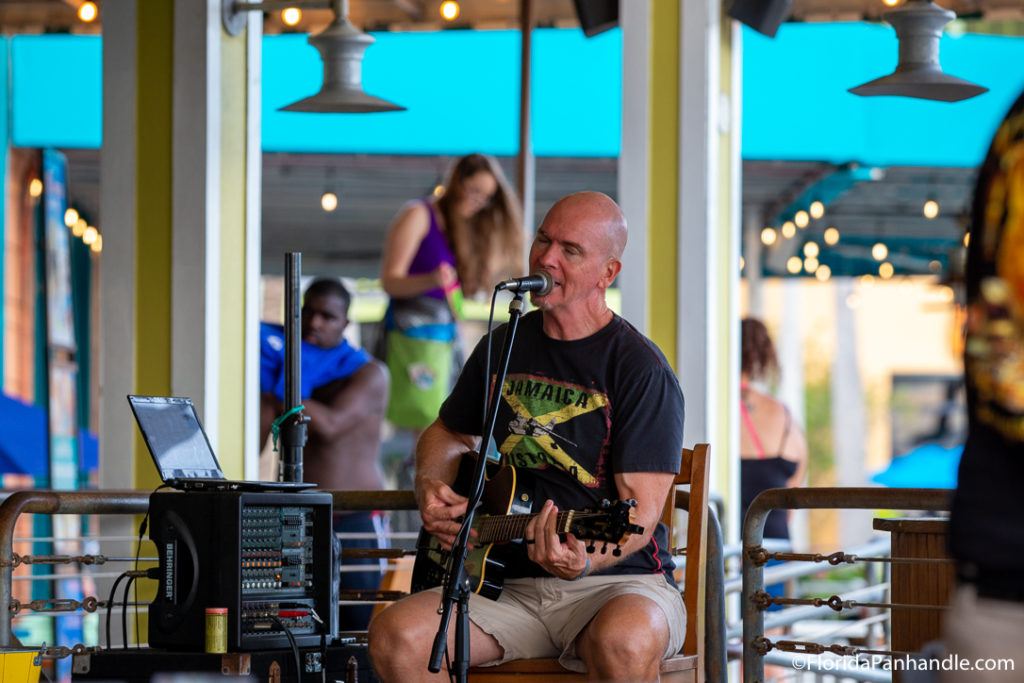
[618,0,651,333]
[171,0,221,433]
[781,278,808,550]
[676,0,721,448]
[743,207,764,318]
[779,279,805,429]
[99,0,138,491]
[725,17,744,548]
[833,277,871,546]
[243,13,264,477]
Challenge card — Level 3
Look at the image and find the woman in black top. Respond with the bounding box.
[739,317,808,540]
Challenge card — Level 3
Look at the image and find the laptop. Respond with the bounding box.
[127,394,315,492]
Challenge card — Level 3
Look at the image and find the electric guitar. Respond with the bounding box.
[410,455,644,600]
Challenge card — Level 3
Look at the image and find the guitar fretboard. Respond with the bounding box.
[476,510,605,544]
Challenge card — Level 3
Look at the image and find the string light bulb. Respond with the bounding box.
[78,1,97,22]
[804,257,819,273]
[440,1,460,20]
[282,7,301,25]
[91,235,103,253]
[781,221,796,239]
[963,232,970,247]
[879,262,895,279]
[815,264,832,281]
[73,218,87,238]
[432,184,445,198]
[923,199,939,219]
[803,241,820,258]
[761,227,777,246]
[809,201,825,220]
[321,192,338,212]
[872,242,888,261]
[29,178,43,198]
[786,256,802,274]
[794,210,809,228]
[65,208,79,228]
[824,227,840,245]
[83,226,98,245]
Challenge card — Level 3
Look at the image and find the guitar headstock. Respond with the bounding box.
[564,499,644,556]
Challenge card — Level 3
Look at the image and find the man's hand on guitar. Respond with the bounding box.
[524,499,591,580]
[418,477,473,551]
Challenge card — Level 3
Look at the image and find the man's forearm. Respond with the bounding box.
[413,419,479,500]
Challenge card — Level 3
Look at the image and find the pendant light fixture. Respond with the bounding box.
[225,0,405,113]
[848,0,987,103]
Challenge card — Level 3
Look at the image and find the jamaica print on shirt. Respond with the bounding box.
[497,373,609,487]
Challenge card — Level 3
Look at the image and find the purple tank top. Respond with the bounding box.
[407,200,457,300]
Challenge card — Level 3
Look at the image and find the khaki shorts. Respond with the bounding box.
[428,573,686,672]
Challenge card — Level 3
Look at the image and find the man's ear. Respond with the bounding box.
[599,258,622,289]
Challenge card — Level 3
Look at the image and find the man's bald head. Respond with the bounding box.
[546,191,628,259]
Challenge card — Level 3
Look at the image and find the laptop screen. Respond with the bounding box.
[127,395,225,481]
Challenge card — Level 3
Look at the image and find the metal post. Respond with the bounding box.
[280,253,308,482]
[517,0,535,242]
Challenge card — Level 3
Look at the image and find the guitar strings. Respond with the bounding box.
[476,511,604,543]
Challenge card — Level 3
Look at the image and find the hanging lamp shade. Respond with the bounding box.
[848,0,987,103]
[280,0,405,114]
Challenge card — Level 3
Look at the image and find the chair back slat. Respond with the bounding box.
[680,443,710,672]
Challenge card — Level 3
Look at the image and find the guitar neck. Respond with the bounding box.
[476,510,580,545]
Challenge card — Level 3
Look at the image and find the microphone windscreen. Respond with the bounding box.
[533,271,554,296]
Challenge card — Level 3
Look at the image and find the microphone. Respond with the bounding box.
[496,271,553,296]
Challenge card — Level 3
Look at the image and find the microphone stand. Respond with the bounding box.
[428,290,528,682]
[280,252,309,482]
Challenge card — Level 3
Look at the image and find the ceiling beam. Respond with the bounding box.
[389,0,424,21]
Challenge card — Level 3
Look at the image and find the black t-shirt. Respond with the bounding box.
[439,310,685,584]
[950,88,1024,572]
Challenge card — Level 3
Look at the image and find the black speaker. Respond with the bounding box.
[147,490,337,652]
[726,0,793,38]
[572,0,618,38]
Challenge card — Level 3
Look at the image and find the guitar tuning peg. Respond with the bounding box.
[626,499,638,507]
[586,542,596,554]
[600,543,609,555]
[613,546,623,557]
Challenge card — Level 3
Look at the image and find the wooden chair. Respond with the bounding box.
[465,443,711,683]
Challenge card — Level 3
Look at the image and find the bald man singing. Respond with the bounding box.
[368,192,686,683]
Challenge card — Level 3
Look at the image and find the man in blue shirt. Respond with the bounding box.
[260,277,390,630]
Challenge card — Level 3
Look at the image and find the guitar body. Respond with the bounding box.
[410,454,641,600]
[411,457,532,600]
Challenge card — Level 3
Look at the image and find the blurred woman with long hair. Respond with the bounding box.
[379,153,524,432]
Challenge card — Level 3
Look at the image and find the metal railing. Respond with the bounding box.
[0,490,150,649]
[741,487,955,683]
[0,486,729,682]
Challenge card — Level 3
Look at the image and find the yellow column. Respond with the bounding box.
[648,0,681,365]
[217,14,252,478]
